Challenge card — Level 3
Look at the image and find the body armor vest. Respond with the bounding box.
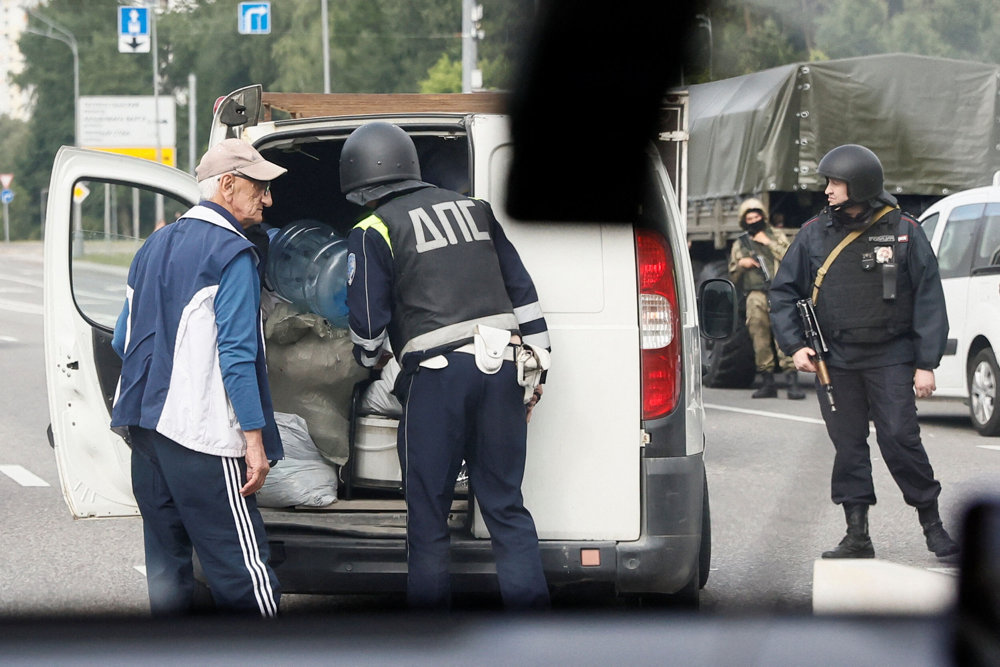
[375,186,517,356]
[815,209,914,344]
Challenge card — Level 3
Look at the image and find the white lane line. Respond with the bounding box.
[134,565,147,576]
[0,299,42,316]
[0,335,17,343]
[977,445,1000,451]
[704,403,827,425]
[0,465,50,487]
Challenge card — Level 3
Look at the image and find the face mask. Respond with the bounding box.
[746,221,765,236]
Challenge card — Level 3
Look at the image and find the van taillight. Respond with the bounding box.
[636,228,680,419]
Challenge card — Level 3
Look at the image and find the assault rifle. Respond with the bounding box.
[737,232,771,285]
[796,299,836,412]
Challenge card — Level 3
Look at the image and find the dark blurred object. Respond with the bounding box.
[955,498,1000,666]
[506,1,701,222]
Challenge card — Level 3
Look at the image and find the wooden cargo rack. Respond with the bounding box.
[261,92,509,121]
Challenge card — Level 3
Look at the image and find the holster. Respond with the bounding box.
[516,343,551,404]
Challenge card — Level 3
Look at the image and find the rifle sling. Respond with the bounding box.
[811,205,895,305]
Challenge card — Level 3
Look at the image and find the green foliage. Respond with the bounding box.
[420,55,462,93]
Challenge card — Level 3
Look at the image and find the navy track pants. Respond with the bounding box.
[398,351,549,610]
[129,427,280,616]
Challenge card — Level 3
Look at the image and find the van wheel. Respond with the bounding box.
[969,349,1000,436]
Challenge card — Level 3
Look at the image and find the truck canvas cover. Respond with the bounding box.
[687,53,1000,202]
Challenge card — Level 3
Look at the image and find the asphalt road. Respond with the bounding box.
[1,240,997,619]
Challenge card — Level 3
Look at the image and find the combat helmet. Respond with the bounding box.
[340,122,424,205]
[817,144,892,206]
[737,197,768,229]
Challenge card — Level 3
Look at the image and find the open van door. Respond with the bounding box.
[43,147,199,518]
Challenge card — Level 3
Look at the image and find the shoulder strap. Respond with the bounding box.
[811,205,895,304]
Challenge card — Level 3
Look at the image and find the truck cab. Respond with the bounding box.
[43,85,735,605]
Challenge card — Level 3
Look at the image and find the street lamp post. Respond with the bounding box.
[25,10,79,147]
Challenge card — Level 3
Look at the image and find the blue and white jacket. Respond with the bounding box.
[111,202,282,461]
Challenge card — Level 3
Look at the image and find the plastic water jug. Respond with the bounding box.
[266,220,350,327]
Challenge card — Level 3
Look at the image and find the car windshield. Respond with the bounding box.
[4,0,1000,662]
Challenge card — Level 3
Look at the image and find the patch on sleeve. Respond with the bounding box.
[347,252,356,286]
[898,235,908,243]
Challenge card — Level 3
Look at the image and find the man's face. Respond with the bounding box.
[825,178,850,207]
[225,172,273,228]
[744,211,763,227]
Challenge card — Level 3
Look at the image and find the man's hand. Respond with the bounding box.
[737,257,760,269]
[914,368,936,399]
[526,385,543,423]
[793,347,818,373]
[241,428,270,497]
[751,230,771,245]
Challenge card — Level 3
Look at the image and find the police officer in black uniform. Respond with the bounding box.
[770,144,959,560]
[340,122,551,609]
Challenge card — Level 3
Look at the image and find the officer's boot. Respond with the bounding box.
[786,371,805,400]
[917,501,960,558]
[752,371,777,399]
[822,504,875,559]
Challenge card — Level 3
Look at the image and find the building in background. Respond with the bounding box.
[0,0,40,120]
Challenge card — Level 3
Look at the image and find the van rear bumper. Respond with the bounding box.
[267,454,704,597]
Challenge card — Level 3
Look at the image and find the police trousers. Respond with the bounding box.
[397,351,549,610]
[815,363,941,508]
[129,427,280,617]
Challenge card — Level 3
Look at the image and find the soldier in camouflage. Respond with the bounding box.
[728,198,804,399]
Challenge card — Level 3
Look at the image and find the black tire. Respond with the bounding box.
[698,260,756,389]
[699,472,711,590]
[969,348,1000,436]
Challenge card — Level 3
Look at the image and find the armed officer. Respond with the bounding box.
[769,144,959,560]
[340,122,551,609]
[728,198,803,400]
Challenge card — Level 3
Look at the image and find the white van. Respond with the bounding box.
[43,85,735,605]
[918,174,1000,435]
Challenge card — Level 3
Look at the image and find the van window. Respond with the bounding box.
[972,203,1000,270]
[937,203,984,279]
[920,212,939,244]
[70,179,190,329]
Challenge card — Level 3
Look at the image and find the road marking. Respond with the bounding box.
[705,403,826,425]
[977,445,1000,452]
[0,335,17,343]
[134,565,147,577]
[813,559,955,615]
[0,298,42,316]
[0,464,50,487]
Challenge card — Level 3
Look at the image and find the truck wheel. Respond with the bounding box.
[969,349,1000,436]
[698,261,756,389]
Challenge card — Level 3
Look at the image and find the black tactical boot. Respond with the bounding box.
[822,504,875,558]
[917,502,960,558]
[786,371,805,400]
[752,371,777,398]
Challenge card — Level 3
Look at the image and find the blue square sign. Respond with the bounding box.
[118,6,150,53]
[239,2,271,35]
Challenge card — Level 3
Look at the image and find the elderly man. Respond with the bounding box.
[111,139,287,616]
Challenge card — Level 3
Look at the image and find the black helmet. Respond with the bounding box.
[817,144,885,205]
[340,122,421,203]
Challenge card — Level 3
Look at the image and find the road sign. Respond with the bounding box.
[0,174,11,189]
[119,6,151,53]
[1,189,13,204]
[73,184,90,204]
[79,96,177,167]
[239,2,271,35]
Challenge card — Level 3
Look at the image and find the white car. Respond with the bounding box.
[43,86,736,605]
[918,173,1000,435]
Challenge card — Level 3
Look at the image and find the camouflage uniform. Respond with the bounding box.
[728,225,794,374]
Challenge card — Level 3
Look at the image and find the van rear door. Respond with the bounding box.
[467,114,642,541]
[44,147,199,518]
